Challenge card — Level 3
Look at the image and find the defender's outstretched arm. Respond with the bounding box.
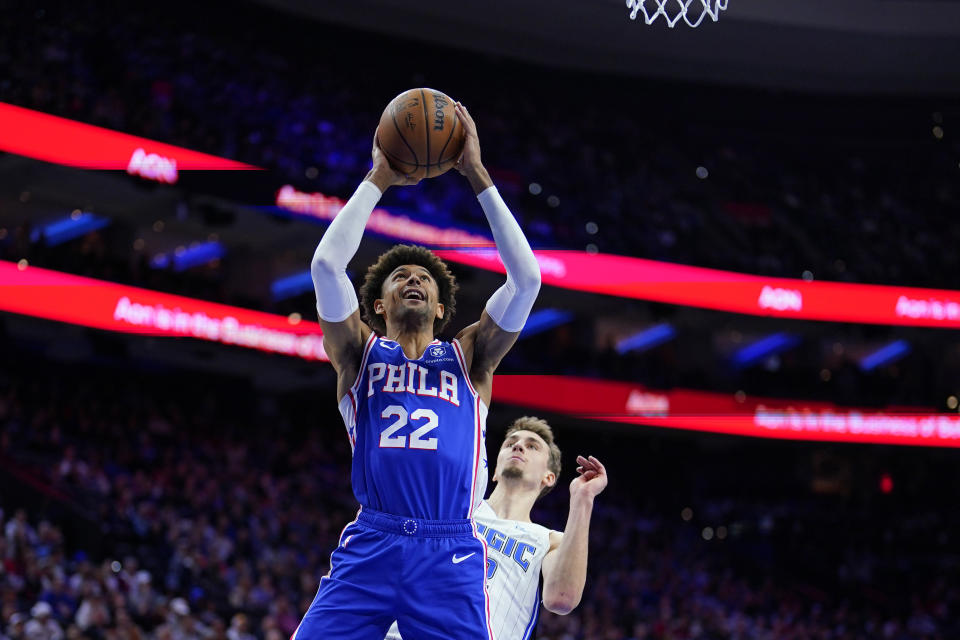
[541,455,608,614]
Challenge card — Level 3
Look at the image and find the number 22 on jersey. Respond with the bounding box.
[379,405,439,450]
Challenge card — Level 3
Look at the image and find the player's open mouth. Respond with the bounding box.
[402,288,425,301]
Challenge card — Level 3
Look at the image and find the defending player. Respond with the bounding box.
[293,103,541,640]
[385,417,608,640]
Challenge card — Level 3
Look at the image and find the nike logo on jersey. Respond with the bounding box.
[452,553,475,564]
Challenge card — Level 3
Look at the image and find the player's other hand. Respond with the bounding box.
[570,455,608,502]
[454,103,493,194]
[367,128,421,192]
[453,103,482,175]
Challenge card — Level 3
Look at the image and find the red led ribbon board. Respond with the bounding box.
[0,102,257,177]
[493,375,960,448]
[3,261,958,446]
[5,102,960,327]
[276,185,494,248]
[437,249,960,328]
[0,261,326,361]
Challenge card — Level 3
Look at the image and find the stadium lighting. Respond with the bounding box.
[616,323,677,354]
[518,309,575,339]
[29,212,110,247]
[732,333,801,369]
[271,270,315,302]
[151,241,225,272]
[860,340,911,372]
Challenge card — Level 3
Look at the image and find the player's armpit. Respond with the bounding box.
[453,321,479,370]
[547,531,563,552]
[540,532,564,580]
[320,310,373,400]
[456,310,519,404]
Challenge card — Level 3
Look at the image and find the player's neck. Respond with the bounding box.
[486,483,538,523]
[383,326,437,360]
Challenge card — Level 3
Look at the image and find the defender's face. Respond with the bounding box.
[494,429,556,492]
[376,264,444,327]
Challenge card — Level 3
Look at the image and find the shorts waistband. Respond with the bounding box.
[357,507,475,538]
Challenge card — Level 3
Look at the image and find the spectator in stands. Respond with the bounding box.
[25,602,62,640]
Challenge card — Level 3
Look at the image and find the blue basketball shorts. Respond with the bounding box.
[292,508,493,640]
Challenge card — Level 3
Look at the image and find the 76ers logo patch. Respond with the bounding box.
[429,346,446,357]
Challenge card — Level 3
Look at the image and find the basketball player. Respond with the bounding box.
[293,102,541,640]
[385,417,608,640]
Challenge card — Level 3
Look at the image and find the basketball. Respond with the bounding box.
[376,88,465,180]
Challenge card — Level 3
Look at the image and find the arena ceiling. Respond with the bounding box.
[254,0,960,93]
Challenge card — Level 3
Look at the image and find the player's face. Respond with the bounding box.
[494,430,556,493]
[376,264,444,330]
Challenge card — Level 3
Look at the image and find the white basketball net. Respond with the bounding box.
[626,0,728,28]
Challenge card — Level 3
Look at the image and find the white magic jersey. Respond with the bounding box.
[385,500,554,640]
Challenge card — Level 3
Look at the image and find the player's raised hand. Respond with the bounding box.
[570,455,608,501]
[453,103,482,174]
[367,127,422,192]
[454,103,493,194]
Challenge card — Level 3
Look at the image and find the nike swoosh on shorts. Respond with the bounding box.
[452,553,475,564]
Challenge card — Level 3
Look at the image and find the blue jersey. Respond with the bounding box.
[338,334,488,520]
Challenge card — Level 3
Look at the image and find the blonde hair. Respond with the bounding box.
[504,416,562,498]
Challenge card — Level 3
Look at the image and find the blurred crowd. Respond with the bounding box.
[0,348,353,640]
[1,347,957,640]
[2,2,960,287]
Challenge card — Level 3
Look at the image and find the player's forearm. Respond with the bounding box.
[463,166,494,195]
[310,180,382,322]
[477,180,541,332]
[542,495,595,614]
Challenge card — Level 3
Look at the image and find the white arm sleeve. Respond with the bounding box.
[478,186,541,332]
[310,180,382,322]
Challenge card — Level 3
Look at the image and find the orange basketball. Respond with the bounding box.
[376,88,465,180]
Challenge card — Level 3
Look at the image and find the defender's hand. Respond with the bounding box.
[570,455,608,502]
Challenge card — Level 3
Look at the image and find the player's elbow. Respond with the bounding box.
[542,592,580,616]
[543,603,573,616]
[514,266,541,295]
[310,248,337,281]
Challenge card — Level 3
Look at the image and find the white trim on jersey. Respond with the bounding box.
[473,518,496,640]
[349,333,379,397]
[520,586,540,640]
[450,339,478,397]
[473,400,490,516]
[339,333,378,453]
[450,338,488,519]
[451,337,493,635]
[337,394,357,453]
[468,396,481,518]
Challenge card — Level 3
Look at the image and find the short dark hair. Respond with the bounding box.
[504,416,562,499]
[359,244,458,336]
